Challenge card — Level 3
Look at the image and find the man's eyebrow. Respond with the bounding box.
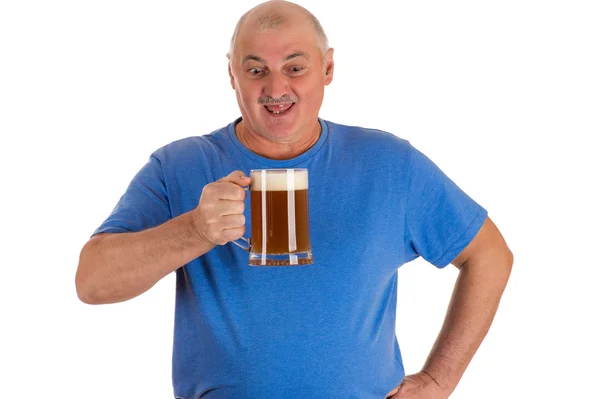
[284,52,310,61]
[242,55,265,63]
[241,52,310,64]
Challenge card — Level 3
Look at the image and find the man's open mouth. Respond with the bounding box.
[264,103,295,115]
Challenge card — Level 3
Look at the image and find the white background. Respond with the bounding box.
[1,0,598,397]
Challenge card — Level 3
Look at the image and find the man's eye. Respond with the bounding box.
[248,68,263,75]
[289,66,304,73]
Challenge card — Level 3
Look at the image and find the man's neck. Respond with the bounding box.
[235,120,321,160]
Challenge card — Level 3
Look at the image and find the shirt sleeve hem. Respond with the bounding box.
[431,207,488,268]
[91,226,132,237]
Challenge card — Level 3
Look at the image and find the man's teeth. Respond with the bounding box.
[269,104,291,114]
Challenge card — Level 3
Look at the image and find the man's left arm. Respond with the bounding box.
[387,216,513,399]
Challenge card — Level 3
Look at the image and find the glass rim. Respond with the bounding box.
[249,168,308,173]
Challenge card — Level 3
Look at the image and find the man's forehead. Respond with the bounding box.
[234,17,318,53]
[235,29,318,60]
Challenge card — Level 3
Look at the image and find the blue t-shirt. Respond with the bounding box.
[94,118,487,399]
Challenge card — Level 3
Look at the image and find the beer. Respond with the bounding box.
[250,189,310,253]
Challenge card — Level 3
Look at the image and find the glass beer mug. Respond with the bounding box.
[233,168,313,266]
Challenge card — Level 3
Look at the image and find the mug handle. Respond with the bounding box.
[232,236,250,251]
[232,185,251,251]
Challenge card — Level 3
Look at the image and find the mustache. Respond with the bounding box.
[258,94,299,105]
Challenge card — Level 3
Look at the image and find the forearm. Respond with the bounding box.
[422,254,512,395]
[76,212,213,304]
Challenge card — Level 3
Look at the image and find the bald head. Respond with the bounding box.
[228,0,329,62]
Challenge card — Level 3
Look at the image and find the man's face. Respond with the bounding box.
[229,21,334,143]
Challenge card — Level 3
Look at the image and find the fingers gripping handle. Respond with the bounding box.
[232,184,251,251]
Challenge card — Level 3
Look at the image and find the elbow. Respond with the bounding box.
[76,267,100,305]
[494,247,514,292]
[76,285,96,305]
[506,248,514,281]
[76,273,99,305]
[75,240,104,305]
[504,247,514,277]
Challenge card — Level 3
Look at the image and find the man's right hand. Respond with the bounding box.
[190,170,251,247]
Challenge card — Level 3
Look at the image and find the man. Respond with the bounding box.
[76,1,513,398]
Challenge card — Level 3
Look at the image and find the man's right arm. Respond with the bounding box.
[76,212,212,304]
[75,171,251,305]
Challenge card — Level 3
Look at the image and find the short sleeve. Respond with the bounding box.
[93,154,171,236]
[403,144,487,268]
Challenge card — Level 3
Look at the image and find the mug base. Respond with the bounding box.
[249,251,313,266]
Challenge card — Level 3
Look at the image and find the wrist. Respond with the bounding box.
[420,368,456,397]
[185,212,215,251]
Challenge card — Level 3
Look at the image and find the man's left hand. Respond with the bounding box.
[385,371,447,399]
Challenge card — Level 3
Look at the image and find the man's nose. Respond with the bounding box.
[263,72,291,99]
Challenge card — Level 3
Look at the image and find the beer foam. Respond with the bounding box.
[250,169,308,191]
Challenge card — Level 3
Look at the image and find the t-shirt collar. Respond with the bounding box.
[226,117,329,167]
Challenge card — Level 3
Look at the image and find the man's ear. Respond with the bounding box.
[324,48,334,85]
[227,55,235,90]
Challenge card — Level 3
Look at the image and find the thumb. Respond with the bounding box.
[385,386,399,398]
[219,170,251,186]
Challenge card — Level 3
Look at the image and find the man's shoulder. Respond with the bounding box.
[150,124,230,162]
[323,119,412,151]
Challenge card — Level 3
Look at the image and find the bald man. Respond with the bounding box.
[76,1,513,398]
